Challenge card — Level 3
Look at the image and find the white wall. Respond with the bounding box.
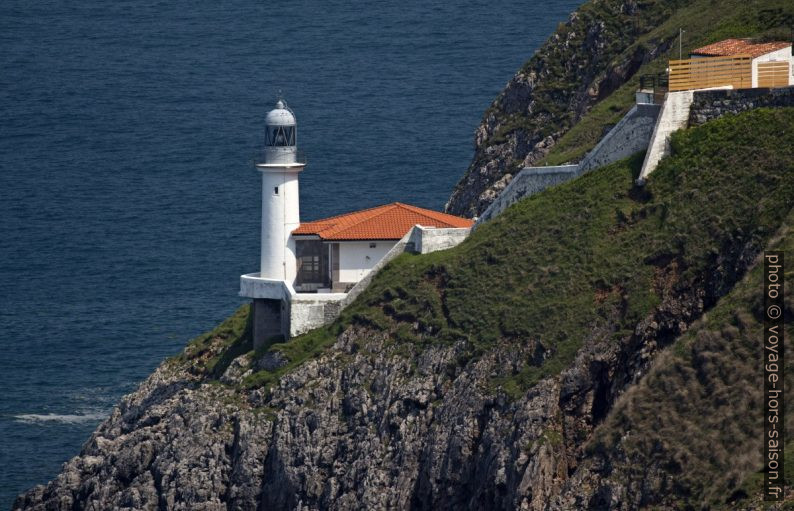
[638,90,695,183]
[260,169,301,283]
[752,48,793,87]
[337,241,395,283]
[409,226,471,254]
[289,292,347,337]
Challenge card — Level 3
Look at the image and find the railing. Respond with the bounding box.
[758,61,790,88]
[668,55,752,91]
[639,73,669,91]
[251,149,307,166]
[639,73,669,103]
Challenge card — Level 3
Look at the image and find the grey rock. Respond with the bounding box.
[254,350,289,372]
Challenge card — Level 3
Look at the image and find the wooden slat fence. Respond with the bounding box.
[669,55,752,91]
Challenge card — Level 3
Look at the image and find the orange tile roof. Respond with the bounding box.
[691,39,790,59]
[292,202,474,240]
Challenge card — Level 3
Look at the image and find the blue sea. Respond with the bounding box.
[0,0,581,506]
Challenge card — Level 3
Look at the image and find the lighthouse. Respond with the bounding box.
[239,99,306,348]
[239,99,474,347]
[257,99,305,283]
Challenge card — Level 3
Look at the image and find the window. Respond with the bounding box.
[266,125,296,147]
[301,255,320,279]
[274,186,279,195]
[296,240,326,285]
[369,242,377,248]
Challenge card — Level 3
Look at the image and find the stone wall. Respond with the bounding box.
[578,103,660,173]
[475,102,661,226]
[289,293,345,337]
[475,166,578,225]
[689,86,794,126]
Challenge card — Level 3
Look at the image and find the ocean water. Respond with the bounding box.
[0,0,581,505]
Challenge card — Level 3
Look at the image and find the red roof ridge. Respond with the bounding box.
[321,203,399,239]
[396,202,475,223]
[691,38,790,59]
[292,202,473,240]
[301,202,396,224]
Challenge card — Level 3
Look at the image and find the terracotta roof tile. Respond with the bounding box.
[691,39,790,59]
[292,202,474,240]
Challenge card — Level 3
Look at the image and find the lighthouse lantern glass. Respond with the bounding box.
[266,125,295,147]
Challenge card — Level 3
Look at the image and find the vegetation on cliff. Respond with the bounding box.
[583,211,793,510]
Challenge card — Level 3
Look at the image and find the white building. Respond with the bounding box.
[240,100,473,347]
[690,39,793,88]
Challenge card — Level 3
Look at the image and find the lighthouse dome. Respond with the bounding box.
[265,100,296,126]
[263,98,298,158]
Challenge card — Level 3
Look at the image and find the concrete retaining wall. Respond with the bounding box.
[637,86,793,184]
[476,166,578,224]
[688,86,794,126]
[578,103,660,173]
[475,102,660,227]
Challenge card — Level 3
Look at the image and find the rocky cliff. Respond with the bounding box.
[15,108,794,510]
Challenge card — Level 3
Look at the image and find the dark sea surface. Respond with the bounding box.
[0,0,581,505]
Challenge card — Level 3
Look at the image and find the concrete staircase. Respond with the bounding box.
[636,90,694,184]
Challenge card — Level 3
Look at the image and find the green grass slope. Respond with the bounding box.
[585,209,793,509]
[230,107,793,399]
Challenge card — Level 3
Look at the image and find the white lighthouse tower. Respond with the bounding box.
[239,99,306,348]
[257,99,305,283]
